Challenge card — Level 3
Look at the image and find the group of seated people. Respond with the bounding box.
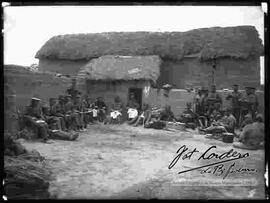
[104,93,175,130]
[22,87,264,149]
[22,93,108,143]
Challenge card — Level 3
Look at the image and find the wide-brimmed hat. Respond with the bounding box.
[245,86,255,89]
[31,97,41,101]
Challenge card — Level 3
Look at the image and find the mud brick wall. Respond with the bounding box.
[4,69,71,107]
[157,57,261,89]
[146,89,264,117]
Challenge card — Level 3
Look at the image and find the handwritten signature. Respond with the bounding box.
[168,145,257,179]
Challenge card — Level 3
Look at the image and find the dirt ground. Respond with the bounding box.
[19,123,266,199]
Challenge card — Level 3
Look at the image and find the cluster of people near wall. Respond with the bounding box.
[192,84,264,150]
[22,79,264,150]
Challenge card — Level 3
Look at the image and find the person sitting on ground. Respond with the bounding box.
[201,109,236,136]
[133,103,152,127]
[218,109,236,134]
[177,102,198,129]
[126,93,140,123]
[94,97,107,122]
[159,105,175,122]
[233,114,265,150]
[49,98,67,131]
[23,97,52,143]
[240,113,253,130]
[105,96,124,124]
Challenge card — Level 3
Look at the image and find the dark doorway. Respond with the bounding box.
[128,88,142,109]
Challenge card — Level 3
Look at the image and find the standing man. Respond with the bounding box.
[73,94,86,131]
[239,86,258,122]
[226,84,242,127]
[94,97,107,122]
[206,84,222,115]
[65,95,78,131]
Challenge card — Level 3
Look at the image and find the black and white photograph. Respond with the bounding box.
[3,3,268,200]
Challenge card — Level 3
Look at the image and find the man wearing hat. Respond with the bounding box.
[64,95,78,131]
[50,97,67,131]
[233,114,264,150]
[94,96,107,122]
[239,86,258,122]
[24,97,50,143]
[226,84,242,127]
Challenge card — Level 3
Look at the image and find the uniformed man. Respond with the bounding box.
[178,102,198,129]
[205,85,222,115]
[56,95,70,131]
[73,94,86,131]
[233,114,264,150]
[94,97,107,122]
[24,97,51,143]
[50,98,67,131]
[64,95,78,131]
[226,84,242,127]
[239,86,258,122]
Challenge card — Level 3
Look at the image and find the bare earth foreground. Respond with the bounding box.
[19,123,266,199]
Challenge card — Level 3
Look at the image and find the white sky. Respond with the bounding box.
[3,5,265,83]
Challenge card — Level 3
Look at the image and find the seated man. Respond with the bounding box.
[126,93,140,124]
[202,109,236,136]
[106,96,124,124]
[218,109,236,133]
[133,103,152,127]
[49,98,67,131]
[233,114,264,150]
[159,105,175,122]
[240,113,253,130]
[94,97,107,122]
[177,102,198,129]
[23,97,51,143]
[42,100,61,130]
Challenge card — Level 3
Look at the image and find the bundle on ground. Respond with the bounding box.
[4,155,52,199]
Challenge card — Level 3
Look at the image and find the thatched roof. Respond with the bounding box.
[35,26,263,61]
[77,55,161,82]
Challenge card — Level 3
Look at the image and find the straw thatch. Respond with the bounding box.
[35,26,263,61]
[77,55,161,81]
[4,155,51,199]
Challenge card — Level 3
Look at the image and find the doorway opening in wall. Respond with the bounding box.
[128,88,142,110]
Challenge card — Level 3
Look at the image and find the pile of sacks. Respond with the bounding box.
[4,133,52,199]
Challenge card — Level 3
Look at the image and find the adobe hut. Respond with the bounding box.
[35,25,264,113]
[77,55,161,109]
[35,25,263,89]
